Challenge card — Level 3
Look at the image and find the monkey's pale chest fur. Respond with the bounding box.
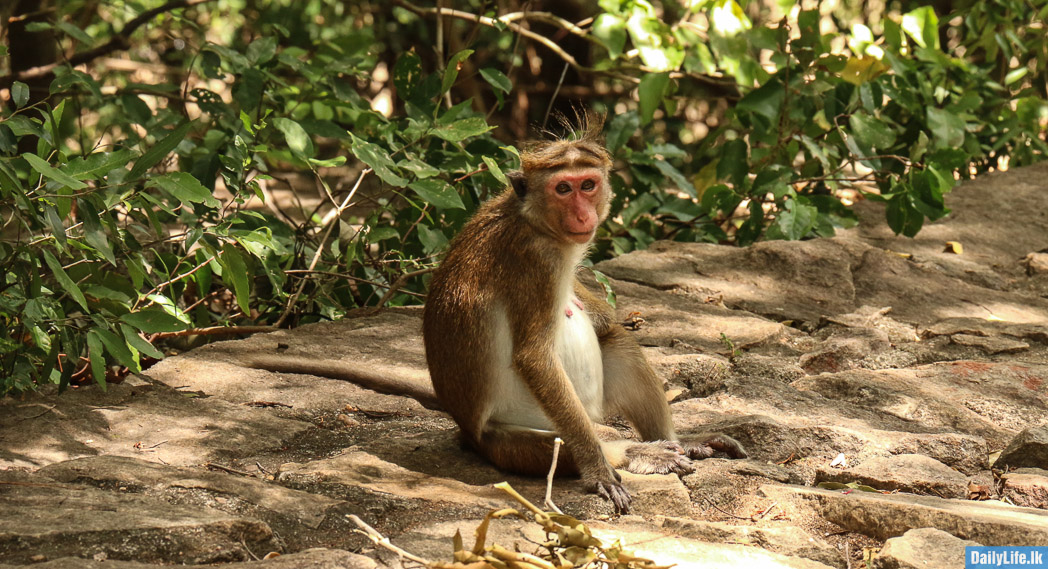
[488,293,605,431]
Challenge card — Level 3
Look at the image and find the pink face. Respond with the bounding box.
[544,168,605,244]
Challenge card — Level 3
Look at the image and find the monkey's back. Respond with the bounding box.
[422,190,529,439]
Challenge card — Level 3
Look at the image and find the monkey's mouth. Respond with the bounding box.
[567,229,595,242]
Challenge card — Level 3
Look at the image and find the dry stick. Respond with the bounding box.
[0,0,216,87]
[541,62,570,130]
[348,514,431,566]
[544,437,565,515]
[274,168,371,327]
[151,325,277,340]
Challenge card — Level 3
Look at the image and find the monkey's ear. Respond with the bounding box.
[508,171,527,198]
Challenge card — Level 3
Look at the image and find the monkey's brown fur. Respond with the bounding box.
[422,117,736,512]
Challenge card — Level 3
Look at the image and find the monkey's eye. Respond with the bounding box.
[555,182,572,195]
[581,179,596,191]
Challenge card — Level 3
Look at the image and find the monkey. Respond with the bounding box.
[237,115,745,513]
[420,114,746,512]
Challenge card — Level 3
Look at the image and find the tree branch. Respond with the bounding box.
[392,0,638,84]
[0,0,216,87]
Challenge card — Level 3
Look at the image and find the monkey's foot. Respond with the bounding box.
[685,433,748,460]
[623,441,695,475]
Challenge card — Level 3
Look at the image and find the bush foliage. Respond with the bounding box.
[1,0,1045,394]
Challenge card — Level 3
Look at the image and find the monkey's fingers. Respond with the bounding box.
[595,480,631,514]
[685,444,715,460]
[624,442,694,475]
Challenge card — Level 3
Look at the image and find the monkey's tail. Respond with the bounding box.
[238,354,443,411]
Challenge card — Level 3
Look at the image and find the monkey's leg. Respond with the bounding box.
[476,423,632,512]
[476,424,580,477]
[599,328,676,441]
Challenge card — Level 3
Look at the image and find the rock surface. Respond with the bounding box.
[3,163,1048,567]
[871,527,981,569]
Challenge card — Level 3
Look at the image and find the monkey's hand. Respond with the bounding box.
[594,478,632,514]
[623,441,695,475]
[685,433,748,460]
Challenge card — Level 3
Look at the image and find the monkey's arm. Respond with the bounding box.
[507,297,630,510]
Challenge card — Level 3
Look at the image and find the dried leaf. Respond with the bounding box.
[944,241,964,254]
[454,529,465,553]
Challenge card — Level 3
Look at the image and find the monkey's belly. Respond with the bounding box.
[488,297,604,431]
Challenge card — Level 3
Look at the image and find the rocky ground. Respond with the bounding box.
[3,162,1048,569]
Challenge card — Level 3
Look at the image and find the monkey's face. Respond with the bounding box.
[543,168,609,244]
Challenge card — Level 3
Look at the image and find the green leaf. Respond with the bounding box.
[606,111,640,153]
[22,153,87,190]
[592,14,628,59]
[398,157,440,179]
[431,117,494,142]
[850,111,896,150]
[653,160,696,197]
[736,78,785,121]
[478,67,511,93]
[246,36,278,65]
[717,139,748,188]
[86,330,107,390]
[128,121,194,181]
[349,134,409,187]
[56,20,93,44]
[886,194,924,237]
[273,117,314,158]
[148,172,220,207]
[591,269,617,308]
[221,244,251,314]
[11,81,29,108]
[121,324,164,359]
[901,6,940,50]
[443,49,474,93]
[94,328,140,374]
[409,179,464,209]
[120,309,190,333]
[42,249,89,312]
[482,156,508,185]
[1004,67,1029,86]
[44,206,67,250]
[926,107,966,150]
[121,94,152,125]
[393,50,424,102]
[65,149,133,180]
[775,199,818,240]
[418,224,449,254]
[638,73,670,125]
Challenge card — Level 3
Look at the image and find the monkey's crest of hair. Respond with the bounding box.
[518,111,612,173]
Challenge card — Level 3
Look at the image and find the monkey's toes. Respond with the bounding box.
[686,444,715,460]
[704,433,748,459]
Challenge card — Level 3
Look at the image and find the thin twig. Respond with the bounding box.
[205,462,255,477]
[544,437,565,515]
[348,514,431,565]
[755,501,778,520]
[136,255,216,309]
[698,492,752,520]
[391,0,637,84]
[371,267,435,310]
[275,168,371,327]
